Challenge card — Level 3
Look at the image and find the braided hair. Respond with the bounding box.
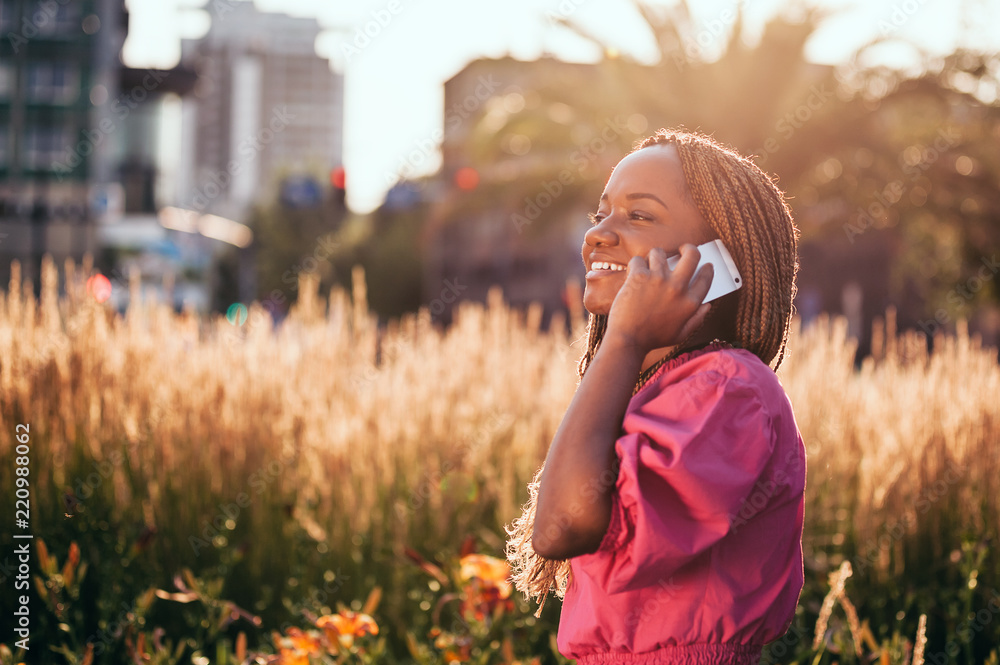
[505,128,800,616]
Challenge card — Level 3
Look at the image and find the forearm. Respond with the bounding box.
[532,333,646,559]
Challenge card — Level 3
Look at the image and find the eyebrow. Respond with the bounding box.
[599,192,670,210]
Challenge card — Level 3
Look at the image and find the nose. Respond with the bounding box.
[584,217,619,248]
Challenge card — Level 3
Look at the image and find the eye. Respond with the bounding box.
[629,210,651,221]
[587,211,605,226]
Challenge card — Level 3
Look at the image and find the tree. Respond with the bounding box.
[433,0,1000,347]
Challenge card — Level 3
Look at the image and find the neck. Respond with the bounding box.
[639,325,728,373]
[638,297,738,372]
[640,340,706,373]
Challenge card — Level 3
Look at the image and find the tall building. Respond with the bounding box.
[178,2,344,222]
[423,57,626,323]
[0,0,126,290]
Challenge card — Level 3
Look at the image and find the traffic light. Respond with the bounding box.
[330,166,346,208]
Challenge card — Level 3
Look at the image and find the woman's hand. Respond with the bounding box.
[604,244,715,355]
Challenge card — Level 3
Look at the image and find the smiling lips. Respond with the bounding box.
[586,260,628,278]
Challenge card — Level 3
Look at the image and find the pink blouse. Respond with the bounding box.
[557,343,806,665]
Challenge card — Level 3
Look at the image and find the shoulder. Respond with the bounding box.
[621,347,787,474]
[640,346,785,411]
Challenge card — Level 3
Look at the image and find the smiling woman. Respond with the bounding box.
[505,129,804,665]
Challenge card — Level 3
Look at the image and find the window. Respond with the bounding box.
[30,1,81,37]
[27,62,79,104]
[51,2,80,34]
[0,1,14,31]
[0,63,14,100]
[0,128,8,168]
[24,125,73,171]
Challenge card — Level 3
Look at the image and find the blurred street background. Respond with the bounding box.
[3,1,1000,664]
[2,0,999,354]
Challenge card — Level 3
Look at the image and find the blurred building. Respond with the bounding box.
[93,60,213,314]
[178,2,345,223]
[425,56,927,358]
[0,0,126,291]
[424,57,620,324]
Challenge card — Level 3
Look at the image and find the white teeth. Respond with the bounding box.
[592,261,625,272]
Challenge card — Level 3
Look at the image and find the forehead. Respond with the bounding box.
[603,144,689,201]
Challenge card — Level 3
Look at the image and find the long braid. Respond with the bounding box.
[577,314,607,377]
[506,128,800,613]
[659,129,799,368]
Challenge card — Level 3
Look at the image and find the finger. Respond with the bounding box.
[626,254,650,280]
[688,262,714,305]
[669,243,702,288]
[647,247,668,276]
[677,302,712,342]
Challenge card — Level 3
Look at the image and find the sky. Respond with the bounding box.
[121,0,999,213]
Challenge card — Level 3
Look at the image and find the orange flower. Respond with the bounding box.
[278,648,310,665]
[273,627,322,664]
[459,554,512,598]
[285,628,322,655]
[459,554,514,622]
[316,610,379,650]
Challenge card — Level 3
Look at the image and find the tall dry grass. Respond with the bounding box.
[1,254,999,657]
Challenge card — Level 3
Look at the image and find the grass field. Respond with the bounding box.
[1,255,999,665]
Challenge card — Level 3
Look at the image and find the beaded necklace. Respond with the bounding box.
[632,339,733,396]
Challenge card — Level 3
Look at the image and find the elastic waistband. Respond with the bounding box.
[575,642,763,665]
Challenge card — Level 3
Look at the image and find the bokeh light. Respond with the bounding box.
[86,274,112,303]
[226,303,248,326]
[454,167,479,190]
[330,166,346,189]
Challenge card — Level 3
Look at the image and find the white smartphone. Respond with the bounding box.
[665,239,742,304]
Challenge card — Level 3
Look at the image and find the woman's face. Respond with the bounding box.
[582,144,715,316]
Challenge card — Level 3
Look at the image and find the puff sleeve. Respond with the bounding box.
[593,364,776,595]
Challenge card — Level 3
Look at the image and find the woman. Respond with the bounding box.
[506,129,806,664]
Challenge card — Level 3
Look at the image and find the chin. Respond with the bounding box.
[582,290,613,317]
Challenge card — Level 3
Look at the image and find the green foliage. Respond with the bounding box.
[444,0,1000,325]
